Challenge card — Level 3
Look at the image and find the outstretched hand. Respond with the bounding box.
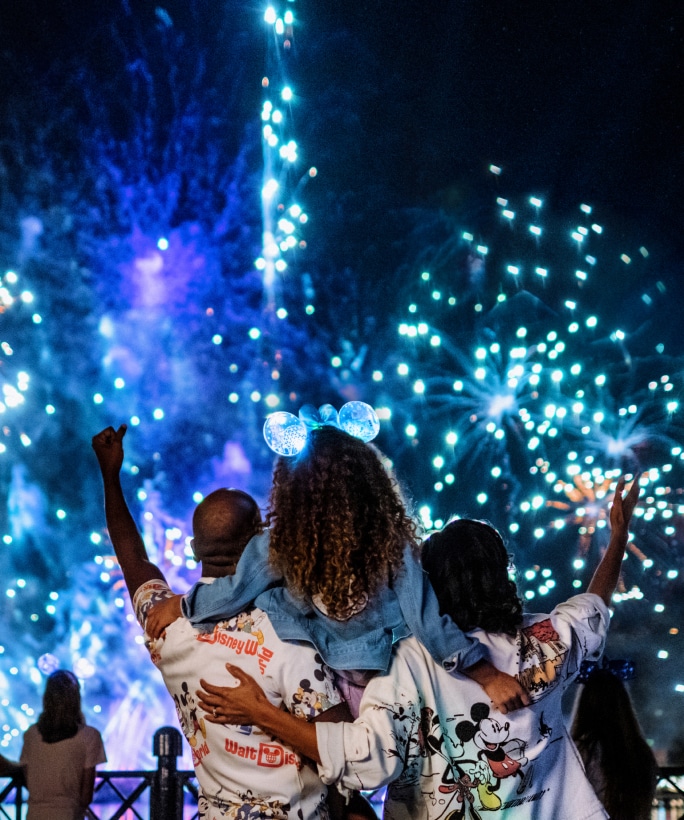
[588,473,642,606]
[197,663,269,725]
[146,595,183,640]
[609,473,641,540]
[92,424,127,477]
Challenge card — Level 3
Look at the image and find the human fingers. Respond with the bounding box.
[610,477,626,523]
[494,686,529,714]
[91,426,116,446]
[196,683,222,707]
[224,662,254,686]
[197,677,233,697]
[197,680,248,723]
[115,423,128,441]
[623,472,641,515]
[511,693,529,711]
[145,610,167,641]
[196,690,229,723]
[495,697,522,715]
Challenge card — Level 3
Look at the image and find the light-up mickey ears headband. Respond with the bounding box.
[263,401,380,456]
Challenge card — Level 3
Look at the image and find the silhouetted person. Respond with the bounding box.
[571,664,658,820]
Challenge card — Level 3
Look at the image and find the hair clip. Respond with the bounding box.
[577,657,636,683]
[263,401,380,456]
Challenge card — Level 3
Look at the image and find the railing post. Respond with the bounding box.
[151,726,184,820]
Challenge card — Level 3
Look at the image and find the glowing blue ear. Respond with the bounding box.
[263,411,308,456]
[338,401,380,443]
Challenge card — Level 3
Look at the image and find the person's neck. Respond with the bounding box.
[200,563,237,578]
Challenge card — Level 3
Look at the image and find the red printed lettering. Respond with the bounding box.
[258,647,274,674]
[197,629,262,663]
[192,742,211,767]
[225,739,258,760]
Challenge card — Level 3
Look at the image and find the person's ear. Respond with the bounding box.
[190,538,198,561]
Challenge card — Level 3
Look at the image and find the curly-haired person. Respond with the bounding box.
[197,475,641,820]
[267,426,417,622]
[147,423,528,716]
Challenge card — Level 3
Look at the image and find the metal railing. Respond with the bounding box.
[0,727,199,820]
[655,766,684,819]
[2,738,683,819]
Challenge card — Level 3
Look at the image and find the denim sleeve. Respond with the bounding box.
[181,530,282,624]
[394,543,485,670]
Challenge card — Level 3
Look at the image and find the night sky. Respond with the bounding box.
[3,1,681,235]
[299,1,682,238]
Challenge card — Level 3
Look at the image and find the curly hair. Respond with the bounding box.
[421,518,523,635]
[37,670,84,744]
[266,426,419,620]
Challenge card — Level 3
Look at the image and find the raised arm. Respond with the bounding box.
[92,425,165,599]
[587,474,641,605]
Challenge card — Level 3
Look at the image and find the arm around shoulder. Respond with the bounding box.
[182,530,280,623]
[397,544,529,713]
[197,663,322,762]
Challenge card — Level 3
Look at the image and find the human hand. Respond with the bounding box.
[463,660,531,714]
[197,663,268,725]
[482,669,530,714]
[91,425,127,476]
[145,595,183,640]
[609,474,641,541]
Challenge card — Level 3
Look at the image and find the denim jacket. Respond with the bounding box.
[182,529,485,674]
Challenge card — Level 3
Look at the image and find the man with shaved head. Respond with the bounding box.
[92,425,347,820]
[191,487,262,576]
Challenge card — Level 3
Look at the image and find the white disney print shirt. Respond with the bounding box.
[316,593,611,820]
[134,579,342,820]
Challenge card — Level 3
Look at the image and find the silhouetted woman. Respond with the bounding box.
[19,669,107,820]
[571,665,658,820]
